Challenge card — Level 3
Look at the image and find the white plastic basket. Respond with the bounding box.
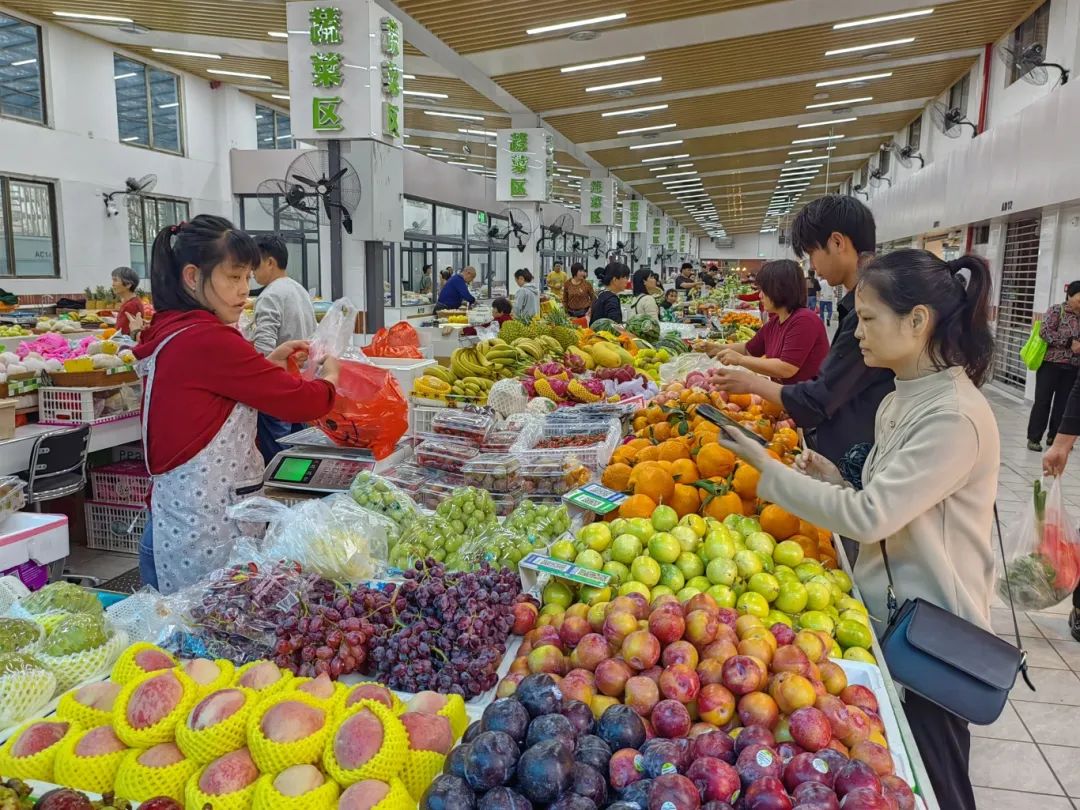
[90,462,150,506]
[38,383,141,426]
[84,501,146,554]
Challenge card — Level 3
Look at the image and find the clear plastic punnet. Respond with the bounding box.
[510,413,621,472]
[462,453,521,493]
[518,457,591,497]
[414,438,479,474]
[430,409,496,445]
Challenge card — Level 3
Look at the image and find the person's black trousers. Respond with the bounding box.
[1027,361,1079,444]
[902,691,976,810]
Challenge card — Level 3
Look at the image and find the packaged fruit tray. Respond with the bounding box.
[431,409,495,444]
[511,415,622,472]
[462,453,521,494]
[519,458,592,497]
[414,438,479,474]
[836,659,915,790]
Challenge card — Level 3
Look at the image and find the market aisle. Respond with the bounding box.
[972,387,1080,810]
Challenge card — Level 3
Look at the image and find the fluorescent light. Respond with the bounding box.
[527,12,627,35]
[806,96,872,109]
[114,72,137,80]
[426,147,445,152]
[562,55,645,73]
[152,48,220,59]
[602,104,669,118]
[53,11,133,22]
[789,149,813,155]
[617,123,676,135]
[816,72,893,87]
[798,117,857,128]
[404,144,421,149]
[641,153,688,163]
[10,59,36,67]
[402,73,416,79]
[792,134,846,144]
[458,128,497,137]
[424,110,484,121]
[272,94,291,100]
[403,90,449,99]
[158,102,179,109]
[656,171,697,178]
[629,139,682,150]
[449,161,483,168]
[556,168,573,173]
[568,175,583,180]
[121,136,140,142]
[797,155,831,162]
[268,31,288,38]
[208,69,273,80]
[586,76,662,93]
[825,38,914,56]
[781,169,820,176]
[834,8,933,29]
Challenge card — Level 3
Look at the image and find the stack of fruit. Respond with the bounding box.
[538,507,868,661]
[411,337,567,402]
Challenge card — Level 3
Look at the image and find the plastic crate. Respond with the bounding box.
[90,461,150,506]
[38,383,141,426]
[84,501,146,554]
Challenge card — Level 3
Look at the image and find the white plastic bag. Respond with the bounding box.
[301,298,358,379]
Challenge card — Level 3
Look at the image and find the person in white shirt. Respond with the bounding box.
[630,268,661,318]
[817,277,835,325]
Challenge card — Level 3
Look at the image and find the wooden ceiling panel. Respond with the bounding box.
[404,75,512,113]
[394,0,779,55]
[493,0,1031,112]
[404,105,509,136]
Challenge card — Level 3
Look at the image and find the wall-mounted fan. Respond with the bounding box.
[494,208,533,252]
[997,41,1069,87]
[868,167,891,188]
[285,149,362,234]
[653,247,671,266]
[889,141,925,169]
[537,212,574,249]
[852,183,869,199]
[588,237,604,260]
[103,174,158,217]
[257,179,318,228]
[929,101,977,139]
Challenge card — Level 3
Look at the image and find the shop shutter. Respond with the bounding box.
[992,218,1041,391]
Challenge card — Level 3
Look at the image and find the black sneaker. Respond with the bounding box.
[1071,608,1080,643]
[1028,440,1043,451]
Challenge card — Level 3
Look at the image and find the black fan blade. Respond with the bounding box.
[342,215,354,235]
[291,174,320,187]
[326,168,349,186]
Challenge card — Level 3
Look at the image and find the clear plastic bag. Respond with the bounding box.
[348,470,420,538]
[388,513,453,572]
[227,494,391,583]
[998,477,1080,610]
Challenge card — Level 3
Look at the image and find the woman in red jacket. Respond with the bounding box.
[134,215,339,594]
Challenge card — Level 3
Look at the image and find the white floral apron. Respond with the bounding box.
[138,328,264,595]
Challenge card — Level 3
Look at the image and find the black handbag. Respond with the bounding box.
[878,506,1036,725]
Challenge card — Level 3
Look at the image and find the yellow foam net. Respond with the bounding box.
[286,677,346,716]
[185,767,259,810]
[55,686,114,730]
[113,747,200,803]
[113,667,198,749]
[109,642,177,686]
[51,726,130,794]
[247,690,331,774]
[251,772,340,810]
[322,699,407,787]
[175,686,257,765]
[0,719,81,782]
[38,629,129,694]
[336,682,403,716]
[438,694,468,741]
[339,777,415,810]
[0,662,57,728]
[401,749,446,800]
[231,661,294,703]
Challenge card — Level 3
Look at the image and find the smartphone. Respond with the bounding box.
[695,403,769,447]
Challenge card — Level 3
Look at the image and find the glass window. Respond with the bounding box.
[877,148,890,176]
[114,54,183,154]
[907,116,922,150]
[400,241,433,306]
[128,194,189,277]
[436,205,464,239]
[948,74,970,115]
[1010,1,1051,85]
[0,176,58,276]
[492,249,509,299]
[404,198,433,235]
[0,12,45,124]
[256,104,293,150]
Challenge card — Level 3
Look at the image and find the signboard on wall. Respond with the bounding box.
[624,200,647,234]
[286,0,405,144]
[495,128,553,202]
[581,177,616,228]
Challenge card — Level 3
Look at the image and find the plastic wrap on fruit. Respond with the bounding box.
[459,524,530,572]
[20,581,104,617]
[348,471,419,538]
[0,652,57,726]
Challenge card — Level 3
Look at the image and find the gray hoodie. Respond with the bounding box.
[513,284,540,320]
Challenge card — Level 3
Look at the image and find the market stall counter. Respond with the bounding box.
[0,419,141,477]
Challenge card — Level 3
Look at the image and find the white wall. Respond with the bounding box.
[697,233,796,262]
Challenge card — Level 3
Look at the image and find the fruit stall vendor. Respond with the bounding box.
[134,216,340,595]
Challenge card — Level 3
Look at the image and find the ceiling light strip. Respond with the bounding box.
[834,8,934,29]
[805,97,872,109]
[629,139,683,150]
[616,123,677,135]
[815,72,893,87]
[561,55,645,73]
[601,104,669,118]
[825,38,915,57]
[527,12,627,35]
[587,76,662,93]
[798,117,857,128]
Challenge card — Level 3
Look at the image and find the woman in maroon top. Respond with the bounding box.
[717,259,830,383]
[111,266,145,338]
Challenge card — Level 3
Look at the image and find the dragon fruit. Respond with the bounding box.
[547,378,570,398]
[521,377,537,397]
[563,352,587,374]
[538,362,567,377]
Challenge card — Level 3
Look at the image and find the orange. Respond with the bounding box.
[702,489,744,521]
[619,494,657,520]
[741,497,758,516]
[774,427,799,452]
[760,504,800,540]
[669,484,701,518]
[601,463,633,493]
[791,534,818,559]
[657,460,675,474]
[798,520,818,539]
[697,444,736,479]
[648,422,672,442]
[670,459,699,483]
[754,420,775,442]
[658,441,690,462]
[627,438,652,452]
[762,400,785,419]
[687,391,708,405]
[729,393,752,409]
[645,406,666,425]
[633,466,676,505]
[732,464,761,499]
[636,445,660,463]
[817,528,833,545]
[610,446,636,466]
[632,416,648,432]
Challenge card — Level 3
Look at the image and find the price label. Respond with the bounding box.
[519,553,612,587]
[563,484,628,515]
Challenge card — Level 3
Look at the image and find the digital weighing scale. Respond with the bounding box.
[262,427,392,495]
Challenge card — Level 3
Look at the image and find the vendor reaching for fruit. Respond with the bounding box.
[717,249,998,810]
[134,215,339,595]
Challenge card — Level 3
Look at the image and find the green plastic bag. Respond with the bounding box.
[1021,320,1047,371]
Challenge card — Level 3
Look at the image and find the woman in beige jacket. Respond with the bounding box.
[720,249,998,810]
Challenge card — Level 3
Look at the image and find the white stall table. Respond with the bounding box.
[0,512,69,573]
[0,417,141,476]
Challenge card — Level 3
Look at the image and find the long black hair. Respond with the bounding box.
[858,249,994,386]
[632,268,656,296]
[602,263,631,286]
[150,215,260,312]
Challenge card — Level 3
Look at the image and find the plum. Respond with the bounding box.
[647,773,701,810]
[420,774,476,810]
[736,744,783,790]
[686,756,740,804]
[570,762,608,806]
[693,730,736,764]
[464,731,520,792]
[478,786,532,810]
[640,738,683,778]
[734,725,776,756]
[526,713,576,750]
[597,704,646,751]
[742,776,794,809]
[562,699,595,736]
[838,788,891,809]
[482,699,530,744]
[463,722,483,743]
[833,760,882,798]
[619,778,653,808]
[515,738,574,805]
[574,735,612,773]
[444,744,470,779]
[549,795,597,810]
[784,752,835,792]
[880,775,916,810]
[517,673,563,718]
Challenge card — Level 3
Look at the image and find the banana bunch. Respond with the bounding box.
[482,340,526,379]
[511,335,562,362]
[452,376,493,401]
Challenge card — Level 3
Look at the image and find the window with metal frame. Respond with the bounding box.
[255,104,293,150]
[127,195,190,278]
[0,175,59,277]
[907,115,922,150]
[1009,1,1051,85]
[992,218,1041,391]
[948,74,970,115]
[0,12,45,125]
[877,147,891,177]
[114,54,183,154]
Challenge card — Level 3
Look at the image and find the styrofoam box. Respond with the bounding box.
[838,658,916,788]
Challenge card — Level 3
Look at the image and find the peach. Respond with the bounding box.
[260,701,325,743]
[850,740,894,777]
[189,689,245,731]
[198,747,258,795]
[333,708,384,770]
[298,673,336,700]
[272,764,325,797]
[127,672,183,729]
[75,726,126,757]
[182,658,221,685]
[134,647,175,673]
[339,780,390,810]
[74,681,122,712]
[409,691,448,714]
[237,661,281,690]
[12,721,68,758]
[401,712,453,754]
[346,683,394,709]
[139,743,185,768]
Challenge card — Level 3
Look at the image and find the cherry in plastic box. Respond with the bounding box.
[431,409,495,445]
[462,453,521,494]
[414,438,479,474]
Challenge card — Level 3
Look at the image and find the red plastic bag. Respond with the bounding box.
[363,321,422,359]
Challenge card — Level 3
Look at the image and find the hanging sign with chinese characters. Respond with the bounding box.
[286,0,404,145]
[624,199,647,234]
[651,213,665,246]
[580,177,616,228]
[665,219,678,251]
[679,226,688,254]
[495,129,553,202]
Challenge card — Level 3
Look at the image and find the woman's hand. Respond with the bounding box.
[711,368,757,394]
[319,355,341,387]
[717,425,774,472]
[268,340,311,370]
[717,348,744,367]
[128,312,145,335]
[794,449,845,486]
